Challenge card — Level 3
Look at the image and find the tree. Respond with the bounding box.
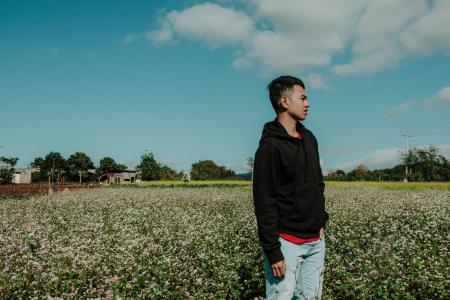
[0,157,19,168]
[354,164,368,179]
[40,152,67,183]
[190,160,237,180]
[66,152,95,183]
[325,169,346,181]
[402,146,449,181]
[29,157,46,182]
[0,156,19,184]
[158,165,178,180]
[335,169,346,177]
[31,157,44,168]
[137,153,161,181]
[97,157,127,177]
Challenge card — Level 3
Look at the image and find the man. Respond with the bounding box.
[253,75,329,299]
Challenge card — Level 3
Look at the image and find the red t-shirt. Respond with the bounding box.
[279,130,320,244]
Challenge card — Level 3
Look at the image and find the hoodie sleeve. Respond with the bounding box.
[312,134,329,229]
[253,143,284,265]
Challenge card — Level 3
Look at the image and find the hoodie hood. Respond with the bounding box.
[259,118,309,184]
[259,118,305,145]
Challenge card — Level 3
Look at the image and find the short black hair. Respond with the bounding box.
[268,75,305,114]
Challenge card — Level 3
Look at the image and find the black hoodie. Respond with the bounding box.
[253,119,329,264]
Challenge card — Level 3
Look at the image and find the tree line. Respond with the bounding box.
[326,146,450,182]
[0,151,242,184]
[1,146,448,184]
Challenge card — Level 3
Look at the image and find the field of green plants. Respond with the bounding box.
[1,184,449,299]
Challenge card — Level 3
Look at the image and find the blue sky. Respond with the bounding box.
[1,0,449,173]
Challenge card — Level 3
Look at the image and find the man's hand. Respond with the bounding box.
[319,227,325,239]
[271,260,286,278]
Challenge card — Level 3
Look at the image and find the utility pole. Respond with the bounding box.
[401,133,412,182]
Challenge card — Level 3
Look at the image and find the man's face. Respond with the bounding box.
[282,85,309,121]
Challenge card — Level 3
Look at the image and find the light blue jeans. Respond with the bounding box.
[263,236,325,300]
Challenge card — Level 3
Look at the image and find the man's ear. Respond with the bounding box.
[279,96,289,110]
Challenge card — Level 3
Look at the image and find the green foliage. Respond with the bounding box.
[327,146,449,182]
[137,153,161,181]
[39,152,67,183]
[29,157,46,182]
[354,164,368,179]
[66,152,95,183]
[402,146,449,181]
[0,156,19,168]
[0,156,19,184]
[31,157,44,168]
[190,160,238,180]
[0,169,13,184]
[325,181,450,190]
[158,165,179,180]
[111,180,252,188]
[136,152,179,181]
[97,157,127,177]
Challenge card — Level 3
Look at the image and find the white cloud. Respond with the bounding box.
[142,0,450,75]
[435,86,450,104]
[223,161,247,173]
[423,85,450,106]
[385,85,450,116]
[249,0,450,75]
[122,34,138,44]
[333,0,450,75]
[146,20,174,44]
[332,48,402,76]
[242,0,364,73]
[305,73,329,90]
[333,144,450,171]
[334,148,402,171]
[384,100,414,117]
[232,57,252,70]
[401,0,450,55]
[148,3,254,47]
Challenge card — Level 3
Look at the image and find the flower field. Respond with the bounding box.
[0,185,449,299]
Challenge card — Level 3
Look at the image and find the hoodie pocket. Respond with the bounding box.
[295,188,317,211]
[291,187,319,223]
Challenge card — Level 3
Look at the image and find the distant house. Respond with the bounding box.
[12,168,39,184]
[99,169,138,184]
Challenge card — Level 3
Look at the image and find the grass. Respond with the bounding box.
[324,181,450,190]
[108,180,252,188]
[105,180,450,190]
